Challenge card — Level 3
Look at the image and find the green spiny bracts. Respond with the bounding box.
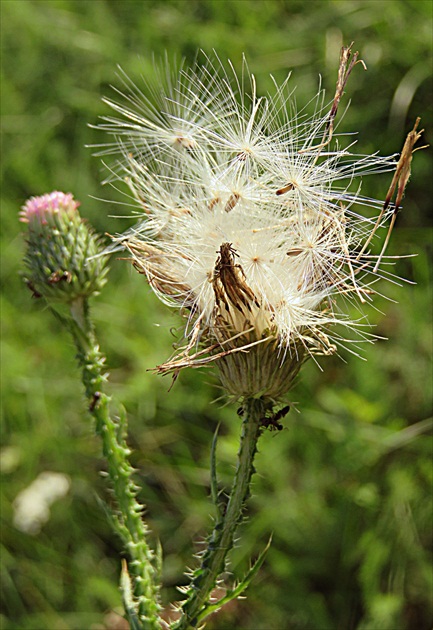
[20,192,108,303]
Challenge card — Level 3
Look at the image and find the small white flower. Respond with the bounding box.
[13,472,71,535]
[97,50,414,400]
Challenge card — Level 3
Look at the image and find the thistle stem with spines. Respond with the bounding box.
[68,297,161,630]
[173,397,266,630]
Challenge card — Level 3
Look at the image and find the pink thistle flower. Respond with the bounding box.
[19,191,80,225]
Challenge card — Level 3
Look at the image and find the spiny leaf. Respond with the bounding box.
[120,559,142,630]
[196,535,273,625]
[210,423,223,522]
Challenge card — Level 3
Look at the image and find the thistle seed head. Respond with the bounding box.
[97,53,412,400]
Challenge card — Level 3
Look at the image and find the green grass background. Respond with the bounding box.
[1,1,432,629]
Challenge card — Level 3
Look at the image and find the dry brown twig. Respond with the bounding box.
[299,41,367,154]
[358,117,427,270]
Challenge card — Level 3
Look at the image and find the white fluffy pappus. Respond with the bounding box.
[95,50,414,398]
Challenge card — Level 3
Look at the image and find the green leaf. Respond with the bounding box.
[120,560,142,630]
[196,535,273,625]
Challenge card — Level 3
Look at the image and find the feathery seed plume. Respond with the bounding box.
[97,50,415,400]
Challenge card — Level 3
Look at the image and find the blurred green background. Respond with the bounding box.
[1,1,432,629]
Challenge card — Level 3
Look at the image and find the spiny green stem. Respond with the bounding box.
[68,298,161,630]
[173,397,266,630]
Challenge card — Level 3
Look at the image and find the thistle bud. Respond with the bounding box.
[20,192,108,302]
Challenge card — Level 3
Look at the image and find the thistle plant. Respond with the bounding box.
[20,192,161,629]
[20,45,424,630]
